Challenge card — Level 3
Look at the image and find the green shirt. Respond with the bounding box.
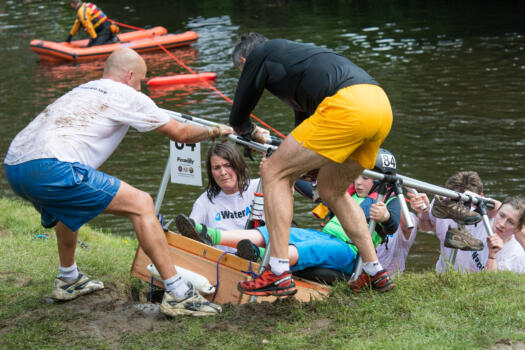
[322,193,386,254]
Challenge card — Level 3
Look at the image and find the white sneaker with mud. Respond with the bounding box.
[160,286,222,317]
[51,273,104,301]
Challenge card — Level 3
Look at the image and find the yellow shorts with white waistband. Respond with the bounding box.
[291,84,393,169]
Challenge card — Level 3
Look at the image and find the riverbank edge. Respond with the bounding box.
[0,197,524,349]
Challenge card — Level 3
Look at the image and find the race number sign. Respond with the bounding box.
[169,141,202,186]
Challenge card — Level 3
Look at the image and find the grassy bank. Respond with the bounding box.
[0,197,524,349]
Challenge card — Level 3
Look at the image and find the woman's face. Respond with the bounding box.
[493,203,521,240]
[354,174,374,197]
[210,155,238,195]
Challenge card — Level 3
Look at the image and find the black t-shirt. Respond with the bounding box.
[229,39,379,134]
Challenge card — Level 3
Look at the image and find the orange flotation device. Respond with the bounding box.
[146,72,217,87]
[30,26,198,62]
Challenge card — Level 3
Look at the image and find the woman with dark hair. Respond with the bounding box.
[189,142,262,231]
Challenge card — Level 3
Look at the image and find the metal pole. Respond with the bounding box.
[162,108,281,148]
[154,153,172,215]
[362,169,495,237]
[351,191,385,281]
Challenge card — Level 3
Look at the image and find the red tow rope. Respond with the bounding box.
[109,19,286,139]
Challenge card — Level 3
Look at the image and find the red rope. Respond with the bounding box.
[108,19,144,31]
[110,19,285,139]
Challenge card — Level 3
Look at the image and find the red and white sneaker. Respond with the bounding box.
[348,269,395,293]
[238,267,297,296]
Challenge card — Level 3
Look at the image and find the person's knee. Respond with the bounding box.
[318,184,339,204]
[132,189,155,215]
[261,156,302,185]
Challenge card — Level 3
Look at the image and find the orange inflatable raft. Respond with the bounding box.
[146,72,217,86]
[30,26,198,62]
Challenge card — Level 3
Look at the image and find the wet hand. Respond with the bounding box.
[487,234,503,254]
[252,125,270,144]
[370,202,389,222]
[217,124,233,137]
[407,192,430,213]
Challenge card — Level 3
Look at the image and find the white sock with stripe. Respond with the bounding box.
[58,262,79,282]
[362,261,383,277]
[269,256,290,276]
[164,274,189,299]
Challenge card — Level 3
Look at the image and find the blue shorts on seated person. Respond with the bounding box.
[4,158,120,232]
[256,226,356,275]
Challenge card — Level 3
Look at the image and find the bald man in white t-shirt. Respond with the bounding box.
[4,48,232,317]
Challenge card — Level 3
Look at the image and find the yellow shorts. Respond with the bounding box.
[291,84,393,168]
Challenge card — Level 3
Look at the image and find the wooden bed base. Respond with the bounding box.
[131,231,330,304]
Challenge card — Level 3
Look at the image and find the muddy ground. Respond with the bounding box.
[2,285,523,349]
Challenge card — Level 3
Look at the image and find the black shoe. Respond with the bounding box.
[175,214,212,246]
[236,239,261,262]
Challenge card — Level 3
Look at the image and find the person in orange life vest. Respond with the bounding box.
[66,0,119,47]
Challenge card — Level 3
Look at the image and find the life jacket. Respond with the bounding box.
[321,184,397,253]
[70,2,108,39]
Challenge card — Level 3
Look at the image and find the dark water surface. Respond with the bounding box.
[1,0,524,272]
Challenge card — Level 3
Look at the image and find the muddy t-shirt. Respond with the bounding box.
[4,78,170,169]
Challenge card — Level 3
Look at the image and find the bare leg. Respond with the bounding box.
[221,229,299,265]
[55,222,78,267]
[220,229,266,247]
[317,159,377,262]
[261,135,329,259]
[104,181,177,280]
[288,245,299,266]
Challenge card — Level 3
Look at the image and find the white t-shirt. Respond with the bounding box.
[429,199,525,273]
[4,79,170,169]
[190,178,263,231]
[376,212,418,276]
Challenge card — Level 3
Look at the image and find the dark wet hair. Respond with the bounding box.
[445,171,483,195]
[232,32,269,70]
[206,142,251,202]
[500,196,525,228]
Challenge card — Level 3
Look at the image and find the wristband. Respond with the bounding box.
[251,125,258,137]
[207,126,214,139]
[215,124,223,137]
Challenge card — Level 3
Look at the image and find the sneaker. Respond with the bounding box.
[431,196,482,225]
[50,273,104,301]
[236,239,261,262]
[237,267,297,296]
[348,269,395,293]
[175,214,212,245]
[444,227,484,251]
[159,285,222,317]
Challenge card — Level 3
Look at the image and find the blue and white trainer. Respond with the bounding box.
[50,273,104,301]
[160,285,222,317]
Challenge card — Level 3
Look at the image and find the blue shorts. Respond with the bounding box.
[256,227,356,275]
[4,158,120,232]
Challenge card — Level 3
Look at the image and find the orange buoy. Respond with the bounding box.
[146,72,216,86]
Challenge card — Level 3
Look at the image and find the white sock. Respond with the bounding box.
[58,262,79,282]
[269,256,290,275]
[164,274,189,299]
[362,261,383,277]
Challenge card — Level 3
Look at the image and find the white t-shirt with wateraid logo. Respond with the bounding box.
[190,178,263,231]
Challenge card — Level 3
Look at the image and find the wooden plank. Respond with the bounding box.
[131,232,330,304]
[165,231,260,272]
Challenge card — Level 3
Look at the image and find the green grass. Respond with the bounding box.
[0,197,524,349]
